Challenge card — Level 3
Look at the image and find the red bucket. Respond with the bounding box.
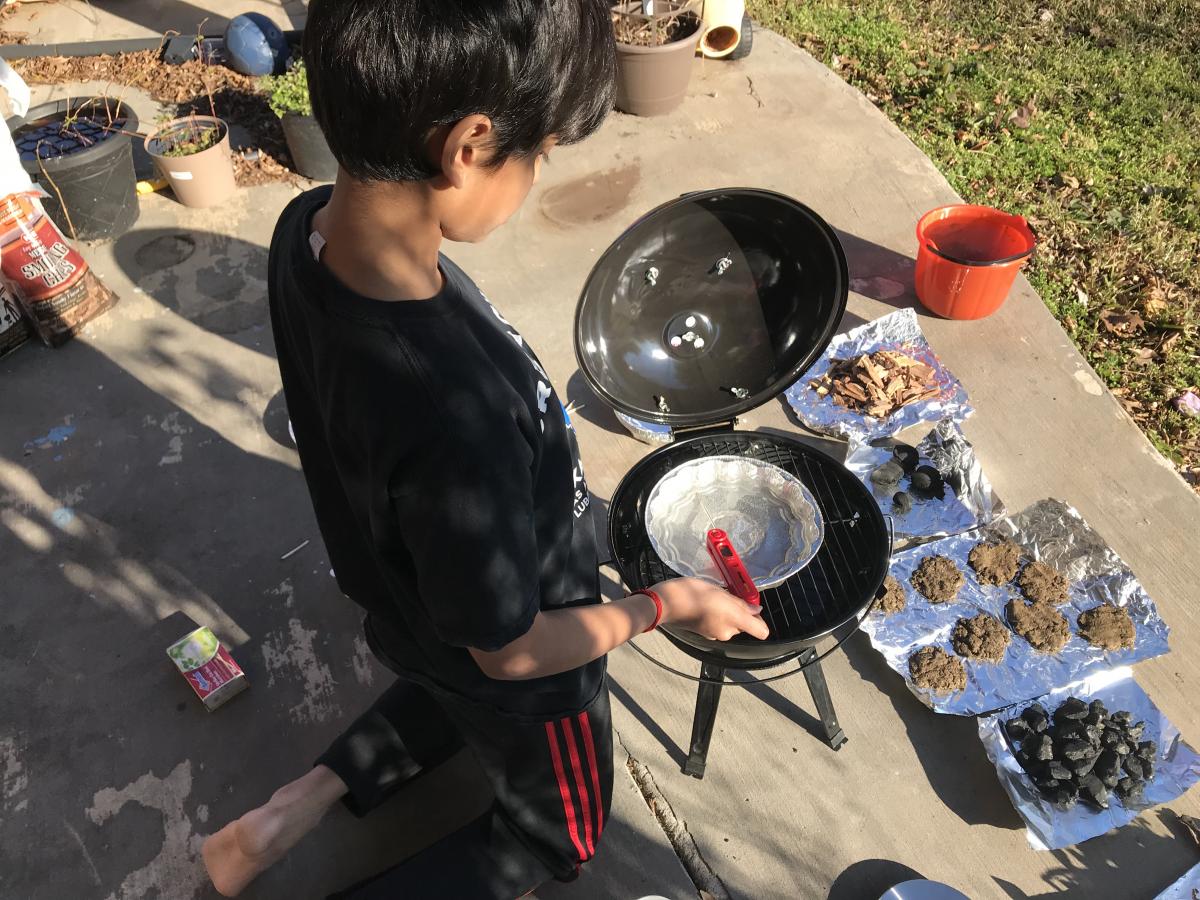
[914,205,1036,320]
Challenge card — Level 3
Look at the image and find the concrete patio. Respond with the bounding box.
[1,15,1199,900]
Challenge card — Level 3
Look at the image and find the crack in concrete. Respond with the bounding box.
[746,75,765,109]
[619,735,730,900]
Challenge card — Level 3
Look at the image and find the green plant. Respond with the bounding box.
[158,116,222,157]
[261,60,312,118]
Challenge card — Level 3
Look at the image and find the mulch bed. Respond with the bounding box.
[13,50,299,187]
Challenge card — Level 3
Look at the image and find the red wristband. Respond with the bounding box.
[633,589,664,633]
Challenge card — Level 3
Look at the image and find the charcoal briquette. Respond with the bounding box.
[1025,734,1055,761]
[1101,730,1120,747]
[1079,773,1110,809]
[1055,697,1090,721]
[1089,699,1107,715]
[870,461,904,486]
[1005,718,1031,741]
[1122,756,1145,781]
[1057,721,1086,742]
[1126,722,1146,742]
[910,465,946,499]
[892,491,913,516]
[1023,705,1050,732]
[1062,739,1094,761]
[1070,754,1099,777]
[1111,710,1132,726]
[1047,761,1072,781]
[1035,777,1061,791]
[1137,740,1157,760]
[892,444,920,473]
[1094,749,1121,780]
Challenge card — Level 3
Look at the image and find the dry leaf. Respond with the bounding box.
[1098,309,1146,335]
[1142,284,1169,316]
[1130,347,1156,365]
[1009,96,1037,128]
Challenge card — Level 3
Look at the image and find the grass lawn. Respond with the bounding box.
[747,0,1200,487]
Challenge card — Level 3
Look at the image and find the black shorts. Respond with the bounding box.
[317,624,613,899]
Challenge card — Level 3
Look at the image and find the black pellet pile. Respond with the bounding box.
[1005,695,1156,810]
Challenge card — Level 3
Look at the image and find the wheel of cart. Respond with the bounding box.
[727,12,753,60]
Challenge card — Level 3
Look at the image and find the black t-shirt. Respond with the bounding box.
[268,187,603,718]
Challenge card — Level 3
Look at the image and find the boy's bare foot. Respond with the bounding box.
[203,765,348,897]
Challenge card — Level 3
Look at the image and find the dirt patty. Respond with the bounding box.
[951,613,1012,662]
[876,575,907,614]
[968,540,1022,586]
[1077,604,1136,651]
[1018,560,1070,606]
[1007,598,1071,653]
[909,646,967,693]
[910,555,964,603]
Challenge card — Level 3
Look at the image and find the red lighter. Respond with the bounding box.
[706,528,761,606]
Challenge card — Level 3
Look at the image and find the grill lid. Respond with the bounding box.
[574,188,849,428]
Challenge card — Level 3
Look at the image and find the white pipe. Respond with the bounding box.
[699,0,744,59]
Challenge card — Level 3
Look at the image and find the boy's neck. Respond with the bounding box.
[312,175,445,302]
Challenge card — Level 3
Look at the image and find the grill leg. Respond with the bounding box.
[683,661,725,779]
[801,648,847,750]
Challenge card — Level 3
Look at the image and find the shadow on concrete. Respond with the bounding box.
[112,227,272,334]
[565,368,628,439]
[0,235,496,896]
[725,668,833,750]
[609,677,688,771]
[87,0,307,34]
[834,229,922,313]
[828,859,926,900]
[992,807,1199,898]
[841,632,1021,830]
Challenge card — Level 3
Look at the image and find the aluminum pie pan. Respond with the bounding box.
[644,455,825,588]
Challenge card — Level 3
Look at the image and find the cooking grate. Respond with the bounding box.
[610,431,889,650]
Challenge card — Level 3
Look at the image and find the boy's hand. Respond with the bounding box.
[650,577,770,642]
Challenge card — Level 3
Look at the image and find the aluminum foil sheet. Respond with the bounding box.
[861,499,1170,715]
[645,456,824,587]
[784,308,973,441]
[845,419,1004,543]
[616,410,674,446]
[978,667,1200,850]
[1155,861,1200,900]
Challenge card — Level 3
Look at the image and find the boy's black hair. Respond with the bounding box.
[303,0,616,182]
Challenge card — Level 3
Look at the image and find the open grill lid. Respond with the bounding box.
[574,188,849,429]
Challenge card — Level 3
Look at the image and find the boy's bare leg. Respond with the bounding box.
[203,764,349,897]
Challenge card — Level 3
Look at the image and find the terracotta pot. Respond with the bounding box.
[144,115,236,208]
[614,6,702,117]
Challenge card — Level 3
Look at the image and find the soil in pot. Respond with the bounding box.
[613,3,702,117]
[146,115,237,209]
[9,97,140,240]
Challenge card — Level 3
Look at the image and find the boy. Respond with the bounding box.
[203,1,768,896]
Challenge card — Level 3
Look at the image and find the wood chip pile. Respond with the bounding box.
[809,349,938,418]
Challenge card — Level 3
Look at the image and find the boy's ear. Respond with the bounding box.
[437,114,495,189]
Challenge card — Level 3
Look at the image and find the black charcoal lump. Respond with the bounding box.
[1003,696,1155,813]
[892,491,913,516]
[892,444,920,473]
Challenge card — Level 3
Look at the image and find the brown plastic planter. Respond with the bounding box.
[145,115,236,208]
[614,6,702,117]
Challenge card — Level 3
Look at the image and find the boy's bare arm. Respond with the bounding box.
[469,577,768,681]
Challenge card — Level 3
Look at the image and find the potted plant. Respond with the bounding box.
[7,96,140,240]
[612,0,703,117]
[262,61,337,182]
[144,108,237,209]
